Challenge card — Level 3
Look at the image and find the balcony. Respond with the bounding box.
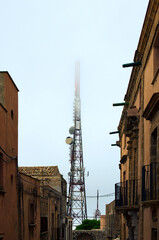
[115,179,139,208]
[142,162,159,202]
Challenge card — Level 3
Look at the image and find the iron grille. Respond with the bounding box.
[142,162,159,201]
[115,179,138,207]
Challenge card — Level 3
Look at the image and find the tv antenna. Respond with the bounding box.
[94,189,101,220]
[66,62,87,227]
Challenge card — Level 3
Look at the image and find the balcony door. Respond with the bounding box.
[123,171,127,205]
[151,228,157,240]
[151,128,157,163]
[150,128,158,200]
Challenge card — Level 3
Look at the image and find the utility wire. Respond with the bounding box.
[67,192,115,199]
[86,192,115,198]
[0,142,115,200]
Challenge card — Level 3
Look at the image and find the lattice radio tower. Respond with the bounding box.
[66,63,87,227]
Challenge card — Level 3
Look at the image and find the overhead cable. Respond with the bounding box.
[86,192,115,198]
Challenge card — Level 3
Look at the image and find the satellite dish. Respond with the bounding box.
[69,126,75,134]
[65,136,73,145]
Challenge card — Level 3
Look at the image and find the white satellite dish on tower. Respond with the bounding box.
[69,126,75,134]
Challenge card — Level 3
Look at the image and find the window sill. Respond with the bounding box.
[40,231,48,236]
[29,223,36,228]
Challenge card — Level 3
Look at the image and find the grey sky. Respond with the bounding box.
[0,0,149,217]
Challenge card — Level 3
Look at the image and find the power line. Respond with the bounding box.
[86,193,115,198]
[67,192,115,199]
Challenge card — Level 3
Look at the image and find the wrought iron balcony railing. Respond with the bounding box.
[115,179,139,207]
[142,162,159,201]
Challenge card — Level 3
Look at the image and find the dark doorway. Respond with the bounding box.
[151,228,157,240]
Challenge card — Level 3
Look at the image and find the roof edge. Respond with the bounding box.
[0,71,19,92]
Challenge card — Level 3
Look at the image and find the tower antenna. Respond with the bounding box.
[94,189,101,220]
[66,62,87,227]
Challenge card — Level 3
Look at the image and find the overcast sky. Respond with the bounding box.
[0,0,149,217]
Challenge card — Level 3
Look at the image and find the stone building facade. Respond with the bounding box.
[100,215,106,231]
[115,0,159,239]
[105,201,120,239]
[19,166,70,240]
[0,72,19,240]
[19,172,41,240]
[100,200,120,239]
[40,185,62,240]
[0,73,72,240]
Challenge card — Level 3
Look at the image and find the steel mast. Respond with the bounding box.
[94,190,101,220]
[67,63,87,227]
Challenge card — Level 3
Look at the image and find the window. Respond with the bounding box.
[139,85,141,110]
[29,202,35,225]
[62,224,65,238]
[151,128,157,163]
[41,217,48,233]
[123,223,126,240]
[153,47,159,78]
[152,29,159,84]
[123,171,126,182]
[151,228,157,240]
[11,110,14,120]
[52,213,54,239]
[57,214,60,239]
[11,174,13,184]
[124,134,126,149]
[69,221,72,240]
[0,153,4,190]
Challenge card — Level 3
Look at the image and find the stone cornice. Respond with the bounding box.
[119,1,159,132]
[124,0,159,102]
[136,0,159,60]
[118,107,127,135]
[118,107,139,135]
